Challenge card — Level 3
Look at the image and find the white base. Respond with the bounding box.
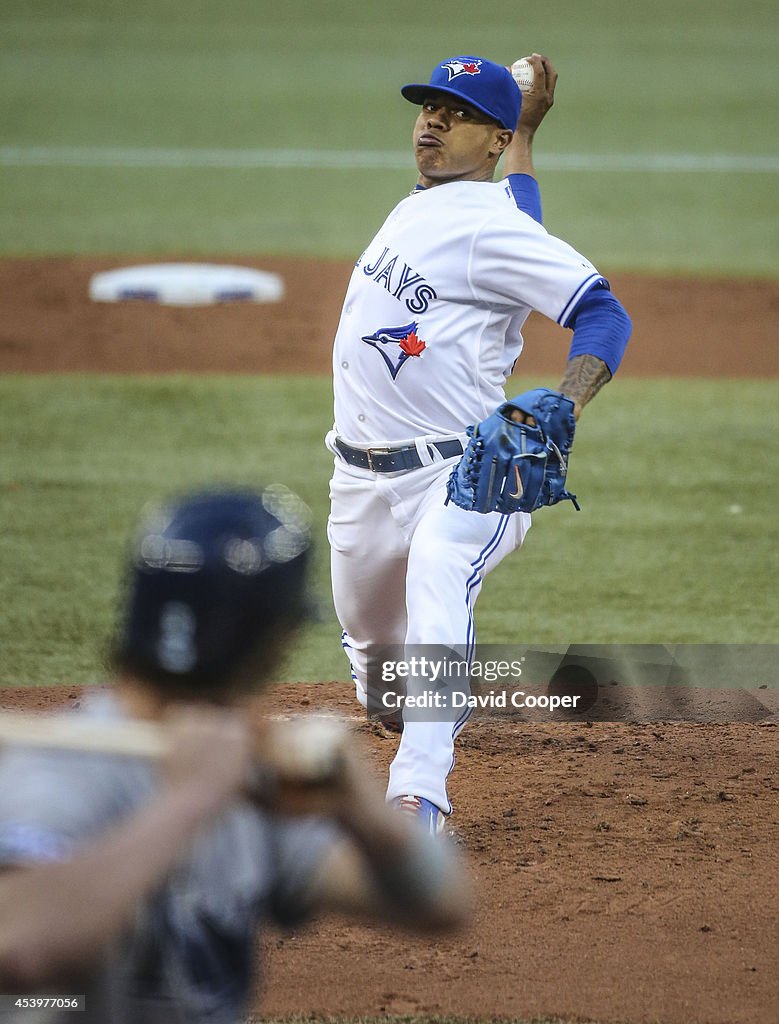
[89,263,285,306]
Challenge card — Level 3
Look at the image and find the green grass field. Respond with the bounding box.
[0,1,778,688]
[1,376,777,686]
[1,0,777,272]
[0,6,776,669]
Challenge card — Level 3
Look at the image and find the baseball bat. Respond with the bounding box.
[0,712,347,793]
[0,712,167,758]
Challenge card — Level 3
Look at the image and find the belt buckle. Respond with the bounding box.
[366,446,391,472]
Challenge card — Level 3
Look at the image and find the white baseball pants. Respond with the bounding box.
[328,445,530,814]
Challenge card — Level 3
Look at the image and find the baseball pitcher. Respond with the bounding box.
[327,54,632,832]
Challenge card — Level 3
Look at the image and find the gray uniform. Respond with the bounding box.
[0,693,337,1024]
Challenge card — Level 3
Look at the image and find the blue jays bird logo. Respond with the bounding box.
[442,59,482,81]
[361,323,427,380]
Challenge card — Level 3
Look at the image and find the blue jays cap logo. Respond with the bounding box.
[361,322,427,380]
[442,59,482,81]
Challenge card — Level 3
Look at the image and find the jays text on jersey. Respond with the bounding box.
[332,178,604,445]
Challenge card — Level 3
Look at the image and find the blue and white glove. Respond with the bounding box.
[446,388,580,514]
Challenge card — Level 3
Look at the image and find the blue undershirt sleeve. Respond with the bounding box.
[564,281,632,376]
[506,173,543,225]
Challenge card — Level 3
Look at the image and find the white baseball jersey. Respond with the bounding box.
[329,175,606,817]
[332,178,604,444]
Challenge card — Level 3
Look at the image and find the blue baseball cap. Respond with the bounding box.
[401,56,522,130]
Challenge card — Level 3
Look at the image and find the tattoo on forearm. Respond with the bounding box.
[558,354,612,411]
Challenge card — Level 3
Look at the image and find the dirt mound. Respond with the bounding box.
[1,257,776,376]
[1,683,776,1024]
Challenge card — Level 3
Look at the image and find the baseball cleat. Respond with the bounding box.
[392,794,447,836]
[377,713,404,735]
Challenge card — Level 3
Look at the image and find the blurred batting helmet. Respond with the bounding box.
[114,486,311,691]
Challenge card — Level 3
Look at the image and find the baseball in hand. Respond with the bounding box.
[510,58,535,92]
[267,716,346,785]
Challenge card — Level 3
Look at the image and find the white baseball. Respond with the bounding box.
[510,58,535,92]
[270,716,346,783]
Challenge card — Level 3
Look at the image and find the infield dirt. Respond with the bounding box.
[1,681,777,1024]
[1,257,777,376]
[1,259,777,1024]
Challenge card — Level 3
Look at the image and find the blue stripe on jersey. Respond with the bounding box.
[566,283,633,375]
[464,515,510,661]
[433,513,510,814]
[557,272,606,326]
[505,173,543,225]
[452,704,472,738]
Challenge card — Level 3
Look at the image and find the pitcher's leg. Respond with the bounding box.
[387,495,530,813]
[331,545,407,706]
[328,465,408,706]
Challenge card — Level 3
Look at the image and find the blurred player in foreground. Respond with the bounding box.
[0,487,467,1023]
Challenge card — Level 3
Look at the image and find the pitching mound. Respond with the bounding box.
[1,683,776,1024]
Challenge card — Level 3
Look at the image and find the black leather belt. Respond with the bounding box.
[335,436,464,473]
